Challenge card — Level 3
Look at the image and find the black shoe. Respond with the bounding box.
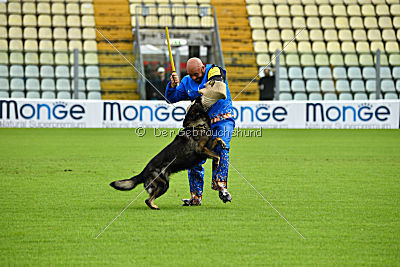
[181,198,201,206]
[181,199,192,206]
[219,189,232,203]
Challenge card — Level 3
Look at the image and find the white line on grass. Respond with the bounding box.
[95,157,177,239]
[229,162,306,239]
[95,27,176,107]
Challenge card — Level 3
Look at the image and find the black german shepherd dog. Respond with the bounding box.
[110,97,226,210]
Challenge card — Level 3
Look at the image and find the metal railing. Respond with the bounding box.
[133,4,224,99]
[134,14,146,100]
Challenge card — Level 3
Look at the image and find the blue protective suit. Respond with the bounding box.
[165,64,235,200]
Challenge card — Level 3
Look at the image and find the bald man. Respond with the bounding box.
[165,58,235,206]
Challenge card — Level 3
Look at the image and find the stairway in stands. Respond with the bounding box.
[93,0,140,100]
[211,0,259,100]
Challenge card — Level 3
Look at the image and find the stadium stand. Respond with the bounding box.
[129,0,259,100]
[248,0,400,100]
[0,0,100,100]
[95,0,139,100]
[212,0,259,100]
[1,0,399,101]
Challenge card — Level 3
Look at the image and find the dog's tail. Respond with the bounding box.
[110,174,144,191]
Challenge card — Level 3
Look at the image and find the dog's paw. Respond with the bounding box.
[145,199,160,210]
[217,138,227,149]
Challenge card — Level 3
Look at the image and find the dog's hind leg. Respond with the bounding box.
[145,190,161,210]
[145,174,169,210]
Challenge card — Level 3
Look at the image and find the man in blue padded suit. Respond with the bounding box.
[165,57,235,206]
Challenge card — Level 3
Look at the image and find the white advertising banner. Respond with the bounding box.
[0,98,399,129]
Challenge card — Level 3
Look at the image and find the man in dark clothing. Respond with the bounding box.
[258,68,275,100]
[146,67,169,100]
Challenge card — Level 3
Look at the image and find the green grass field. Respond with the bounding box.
[0,129,399,266]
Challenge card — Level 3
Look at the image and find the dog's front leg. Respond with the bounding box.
[201,147,220,166]
[211,137,226,150]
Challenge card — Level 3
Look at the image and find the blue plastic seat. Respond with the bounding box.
[354,92,368,100]
[350,80,365,92]
[392,67,400,79]
[369,93,383,100]
[306,79,320,92]
[11,91,25,98]
[288,67,302,79]
[56,79,71,91]
[365,80,376,92]
[87,79,101,91]
[0,65,8,78]
[309,92,323,100]
[384,93,398,99]
[380,67,392,79]
[42,91,56,99]
[55,65,70,78]
[339,93,353,100]
[324,93,337,100]
[362,67,376,79]
[40,65,54,78]
[348,67,362,79]
[333,67,347,79]
[318,67,332,79]
[381,80,395,92]
[25,65,39,78]
[294,92,307,100]
[57,91,71,99]
[26,91,40,99]
[85,66,99,78]
[10,78,24,91]
[0,78,9,90]
[291,79,306,92]
[303,67,317,79]
[321,80,335,92]
[10,65,24,78]
[279,79,291,92]
[336,79,350,92]
[278,67,288,79]
[88,92,101,100]
[26,78,40,91]
[0,91,9,98]
[279,93,293,100]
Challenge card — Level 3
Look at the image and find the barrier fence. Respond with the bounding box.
[1,99,399,129]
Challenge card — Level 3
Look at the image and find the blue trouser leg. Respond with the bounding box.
[187,118,235,198]
[187,161,205,200]
[211,119,234,191]
[212,146,230,191]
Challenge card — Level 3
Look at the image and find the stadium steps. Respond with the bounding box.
[93,0,139,100]
[211,0,259,100]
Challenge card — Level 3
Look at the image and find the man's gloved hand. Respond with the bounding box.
[170,72,180,88]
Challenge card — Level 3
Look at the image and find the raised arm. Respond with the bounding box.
[165,74,189,103]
